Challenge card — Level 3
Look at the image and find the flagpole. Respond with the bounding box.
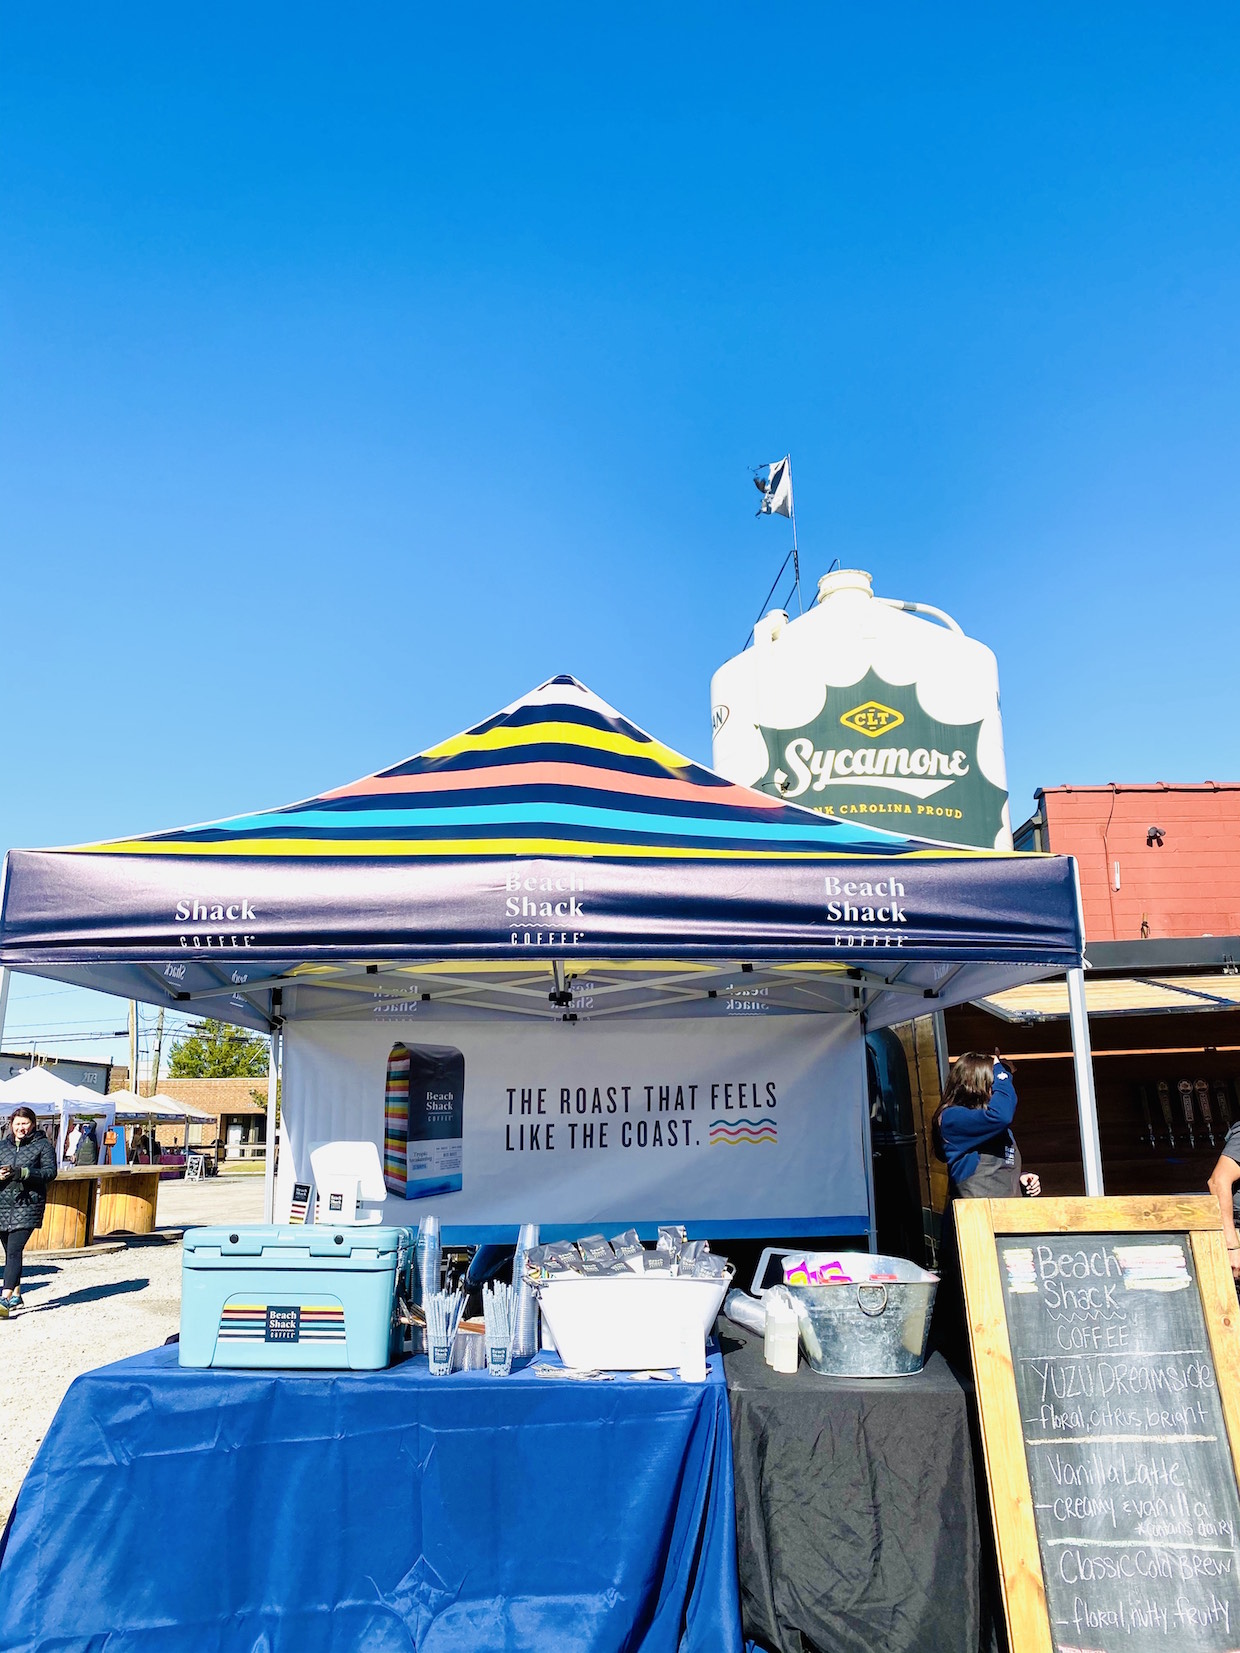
[788,455,803,614]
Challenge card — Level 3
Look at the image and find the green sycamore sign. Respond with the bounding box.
[755,670,1008,848]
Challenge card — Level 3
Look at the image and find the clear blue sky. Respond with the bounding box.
[3,5,1239,1063]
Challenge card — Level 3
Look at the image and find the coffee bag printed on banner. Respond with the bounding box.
[384,1043,466,1200]
[383,1043,411,1195]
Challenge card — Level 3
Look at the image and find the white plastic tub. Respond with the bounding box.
[535,1273,730,1371]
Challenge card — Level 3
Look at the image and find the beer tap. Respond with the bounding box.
[1195,1079,1216,1147]
[1156,1080,1176,1148]
[1177,1079,1197,1150]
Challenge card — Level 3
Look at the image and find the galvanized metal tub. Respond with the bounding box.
[786,1252,939,1378]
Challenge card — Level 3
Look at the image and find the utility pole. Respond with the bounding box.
[129,1001,139,1095]
[150,1007,165,1097]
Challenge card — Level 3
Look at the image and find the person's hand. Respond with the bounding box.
[1229,1244,1240,1281]
[1020,1172,1041,1197]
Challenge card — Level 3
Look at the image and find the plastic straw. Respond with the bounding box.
[425,1288,463,1376]
[483,1281,516,1376]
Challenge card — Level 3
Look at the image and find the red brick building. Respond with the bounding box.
[1015,783,1240,945]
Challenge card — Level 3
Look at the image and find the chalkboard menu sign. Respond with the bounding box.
[958,1198,1240,1653]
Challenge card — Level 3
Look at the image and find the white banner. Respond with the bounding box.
[279,1015,868,1238]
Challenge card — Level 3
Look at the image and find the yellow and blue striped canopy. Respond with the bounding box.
[70,677,981,863]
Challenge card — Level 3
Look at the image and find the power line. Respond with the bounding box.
[3,1030,129,1045]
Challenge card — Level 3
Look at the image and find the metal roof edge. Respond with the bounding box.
[1085,937,1240,976]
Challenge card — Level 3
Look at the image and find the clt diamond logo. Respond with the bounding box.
[839,700,904,739]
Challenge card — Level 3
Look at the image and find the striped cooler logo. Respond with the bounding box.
[218,1303,347,1344]
[384,1042,411,1194]
[709,1120,778,1147]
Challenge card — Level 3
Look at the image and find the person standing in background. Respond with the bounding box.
[0,1106,57,1316]
[62,1118,82,1164]
[933,1052,1041,1200]
[74,1120,99,1166]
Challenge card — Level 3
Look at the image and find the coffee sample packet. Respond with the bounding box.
[575,1234,614,1266]
[609,1228,642,1262]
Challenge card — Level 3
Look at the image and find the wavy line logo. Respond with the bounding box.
[709,1120,778,1146]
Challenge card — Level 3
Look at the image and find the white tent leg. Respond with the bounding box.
[262,1029,281,1223]
[0,967,10,1051]
[858,1025,877,1251]
[1067,967,1104,1196]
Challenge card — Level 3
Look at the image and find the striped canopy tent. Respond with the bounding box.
[0,676,1102,1212]
[0,676,1082,1033]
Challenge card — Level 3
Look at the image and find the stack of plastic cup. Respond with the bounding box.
[510,1222,539,1358]
[415,1216,442,1358]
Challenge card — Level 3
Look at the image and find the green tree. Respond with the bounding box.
[168,1019,269,1079]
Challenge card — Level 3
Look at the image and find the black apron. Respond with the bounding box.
[952,1134,1022,1201]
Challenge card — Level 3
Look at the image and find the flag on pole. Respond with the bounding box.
[754,456,793,518]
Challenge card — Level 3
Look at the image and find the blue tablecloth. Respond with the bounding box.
[0,1345,742,1653]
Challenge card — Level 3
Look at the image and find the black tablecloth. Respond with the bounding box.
[721,1323,999,1653]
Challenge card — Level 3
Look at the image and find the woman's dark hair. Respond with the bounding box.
[931,1053,997,1161]
[10,1106,37,1127]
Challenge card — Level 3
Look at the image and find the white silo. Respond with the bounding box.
[710,569,1011,849]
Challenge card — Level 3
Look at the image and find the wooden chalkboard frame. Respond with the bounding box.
[957,1196,1240,1653]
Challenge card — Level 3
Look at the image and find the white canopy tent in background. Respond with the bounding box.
[0,1066,106,1114]
[0,1066,117,1160]
[109,1089,216,1161]
[108,1091,214,1125]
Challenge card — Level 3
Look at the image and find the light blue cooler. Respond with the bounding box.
[180,1226,413,1370]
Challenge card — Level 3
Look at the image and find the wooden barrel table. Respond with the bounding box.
[29,1166,163,1252]
[94,1168,162,1238]
[28,1169,95,1251]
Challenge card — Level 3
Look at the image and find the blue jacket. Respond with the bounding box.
[938,1065,1018,1188]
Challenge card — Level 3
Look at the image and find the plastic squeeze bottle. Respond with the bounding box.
[763,1298,799,1374]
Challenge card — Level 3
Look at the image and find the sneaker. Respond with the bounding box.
[6,1294,21,1312]
[0,1299,8,1320]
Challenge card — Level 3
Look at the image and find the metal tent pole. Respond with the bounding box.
[1067,968,1104,1196]
[262,1026,282,1223]
[0,967,10,1052]
[858,1020,878,1250]
[1067,860,1104,1195]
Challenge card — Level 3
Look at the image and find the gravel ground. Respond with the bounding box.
[1,1173,266,1526]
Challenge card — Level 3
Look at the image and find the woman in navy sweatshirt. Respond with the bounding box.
[933,1052,1041,1200]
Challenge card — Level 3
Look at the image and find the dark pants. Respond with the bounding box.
[1,1226,36,1293]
